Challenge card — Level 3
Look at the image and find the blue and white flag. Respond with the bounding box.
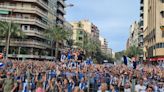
[0,63,4,68]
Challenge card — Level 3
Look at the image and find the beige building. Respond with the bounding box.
[128,21,140,47]
[71,21,87,48]
[78,20,100,45]
[99,36,108,54]
[107,48,112,57]
[71,20,101,47]
[0,0,66,60]
[143,0,164,61]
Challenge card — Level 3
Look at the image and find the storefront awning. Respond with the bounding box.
[148,57,164,61]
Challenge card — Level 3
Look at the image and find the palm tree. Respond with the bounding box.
[126,45,143,58]
[0,21,24,59]
[45,26,71,60]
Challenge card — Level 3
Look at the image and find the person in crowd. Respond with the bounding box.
[97,83,109,92]
[79,77,87,91]
[135,78,146,92]
[3,72,18,92]
[0,48,163,92]
[36,81,45,92]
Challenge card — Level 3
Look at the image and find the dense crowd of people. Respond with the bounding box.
[0,49,163,92]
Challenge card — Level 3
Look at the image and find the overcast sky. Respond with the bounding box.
[65,0,140,52]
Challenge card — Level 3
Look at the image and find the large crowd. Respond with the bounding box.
[0,49,163,92]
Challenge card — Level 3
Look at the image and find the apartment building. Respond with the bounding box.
[143,0,164,61]
[71,21,87,48]
[79,20,101,45]
[56,0,66,26]
[71,20,101,47]
[99,36,108,54]
[128,21,139,47]
[0,0,66,60]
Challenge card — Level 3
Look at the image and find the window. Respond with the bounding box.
[162,43,164,48]
[156,43,160,48]
[79,37,82,40]
[31,4,35,8]
[162,31,164,37]
[160,43,163,48]
[24,25,28,30]
[79,31,83,34]
[161,11,164,18]
[10,3,16,6]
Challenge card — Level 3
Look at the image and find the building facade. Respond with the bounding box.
[0,0,66,60]
[78,20,101,45]
[71,21,87,48]
[128,21,140,47]
[107,48,112,57]
[71,20,101,48]
[99,36,108,54]
[143,0,164,61]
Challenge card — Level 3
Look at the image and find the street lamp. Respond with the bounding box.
[66,4,74,7]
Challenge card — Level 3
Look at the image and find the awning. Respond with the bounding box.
[148,57,164,61]
[0,10,9,14]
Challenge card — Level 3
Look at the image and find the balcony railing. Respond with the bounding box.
[24,30,48,39]
[0,39,51,48]
[57,0,66,7]
[14,0,49,10]
[8,54,54,60]
[0,17,47,29]
[0,5,48,18]
[57,6,66,14]
[57,14,65,22]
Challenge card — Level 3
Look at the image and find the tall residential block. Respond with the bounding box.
[128,21,139,47]
[143,0,164,61]
[99,36,108,54]
[71,20,101,47]
[0,0,66,60]
[71,21,87,48]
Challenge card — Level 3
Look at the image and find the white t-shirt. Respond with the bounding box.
[124,88,131,92]
[135,84,146,92]
[97,90,109,92]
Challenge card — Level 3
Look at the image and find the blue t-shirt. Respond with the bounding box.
[67,53,71,60]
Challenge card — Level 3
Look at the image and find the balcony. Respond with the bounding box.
[8,54,54,60]
[57,14,65,22]
[140,10,144,14]
[23,30,47,39]
[0,17,47,29]
[57,6,66,14]
[0,39,51,49]
[14,0,49,10]
[57,0,66,7]
[0,5,48,18]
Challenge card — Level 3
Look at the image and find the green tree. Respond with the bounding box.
[0,21,24,59]
[67,39,74,48]
[45,26,72,59]
[84,39,99,58]
[115,50,125,60]
[126,45,143,58]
